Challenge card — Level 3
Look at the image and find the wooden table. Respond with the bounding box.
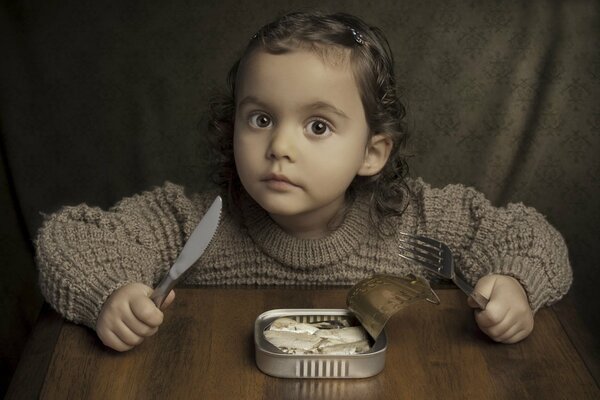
[7,288,600,399]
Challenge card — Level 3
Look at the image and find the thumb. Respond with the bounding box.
[131,282,156,298]
[140,284,174,310]
[467,274,496,308]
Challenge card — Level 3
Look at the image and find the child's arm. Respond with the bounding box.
[35,182,207,333]
[408,178,572,341]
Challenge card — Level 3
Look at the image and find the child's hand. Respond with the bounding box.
[468,274,534,344]
[96,283,175,352]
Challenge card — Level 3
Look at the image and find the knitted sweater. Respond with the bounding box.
[35,179,572,329]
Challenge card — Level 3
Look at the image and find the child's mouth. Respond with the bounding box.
[262,173,300,190]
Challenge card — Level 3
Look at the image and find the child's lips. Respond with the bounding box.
[262,173,300,190]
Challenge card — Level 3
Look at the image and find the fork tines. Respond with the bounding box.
[397,232,444,273]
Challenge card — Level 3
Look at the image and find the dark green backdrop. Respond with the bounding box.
[1,0,598,395]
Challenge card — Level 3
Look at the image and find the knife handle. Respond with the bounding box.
[150,274,177,308]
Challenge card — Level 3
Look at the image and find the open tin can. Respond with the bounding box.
[254,309,387,378]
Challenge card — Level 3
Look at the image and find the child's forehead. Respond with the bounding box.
[289,41,352,66]
[237,48,355,88]
[240,44,353,76]
[235,48,365,118]
[237,49,358,94]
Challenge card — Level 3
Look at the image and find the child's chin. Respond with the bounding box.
[261,203,301,217]
[249,192,298,213]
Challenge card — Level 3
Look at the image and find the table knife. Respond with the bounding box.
[150,195,222,307]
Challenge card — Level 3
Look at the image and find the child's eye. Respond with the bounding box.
[249,113,273,129]
[306,119,333,137]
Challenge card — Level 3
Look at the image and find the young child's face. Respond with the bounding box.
[233,49,372,236]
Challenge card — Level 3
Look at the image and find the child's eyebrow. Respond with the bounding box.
[237,96,268,110]
[305,101,349,120]
[237,96,349,119]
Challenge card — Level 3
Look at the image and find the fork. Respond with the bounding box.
[397,232,489,310]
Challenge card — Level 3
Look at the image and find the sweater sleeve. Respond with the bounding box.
[408,178,572,312]
[35,182,203,328]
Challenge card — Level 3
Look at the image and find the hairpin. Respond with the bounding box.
[349,27,364,45]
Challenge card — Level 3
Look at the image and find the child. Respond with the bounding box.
[35,11,572,352]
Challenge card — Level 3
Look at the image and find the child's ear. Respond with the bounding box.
[357,134,393,176]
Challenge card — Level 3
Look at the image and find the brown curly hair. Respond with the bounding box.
[207,11,411,233]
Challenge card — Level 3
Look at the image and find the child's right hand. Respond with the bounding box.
[96,283,175,352]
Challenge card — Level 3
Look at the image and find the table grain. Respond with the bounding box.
[7,288,600,399]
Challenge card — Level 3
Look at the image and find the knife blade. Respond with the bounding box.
[151,195,222,307]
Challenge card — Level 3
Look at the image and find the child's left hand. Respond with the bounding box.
[468,274,534,343]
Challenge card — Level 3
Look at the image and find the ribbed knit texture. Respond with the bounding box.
[35,179,573,328]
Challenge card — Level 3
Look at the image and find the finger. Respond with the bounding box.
[122,311,160,337]
[467,295,479,309]
[481,317,514,341]
[161,290,176,310]
[502,329,530,344]
[466,293,489,309]
[474,302,510,329]
[113,321,145,347]
[486,315,522,342]
[501,317,534,343]
[98,329,134,352]
[496,323,524,343]
[472,275,496,300]
[130,295,164,327]
[468,275,496,309]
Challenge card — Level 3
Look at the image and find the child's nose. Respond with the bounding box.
[267,126,297,161]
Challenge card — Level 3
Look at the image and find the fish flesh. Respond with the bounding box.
[264,317,371,355]
[269,317,319,334]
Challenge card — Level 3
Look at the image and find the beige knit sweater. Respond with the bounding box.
[35,179,572,329]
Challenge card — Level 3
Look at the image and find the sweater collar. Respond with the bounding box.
[241,193,372,268]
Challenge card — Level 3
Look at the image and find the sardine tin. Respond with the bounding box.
[255,309,387,378]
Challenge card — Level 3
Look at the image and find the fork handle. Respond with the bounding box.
[453,273,489,310]
[468,291,489,310]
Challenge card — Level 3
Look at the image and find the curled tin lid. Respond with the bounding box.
[346,274,440,340]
